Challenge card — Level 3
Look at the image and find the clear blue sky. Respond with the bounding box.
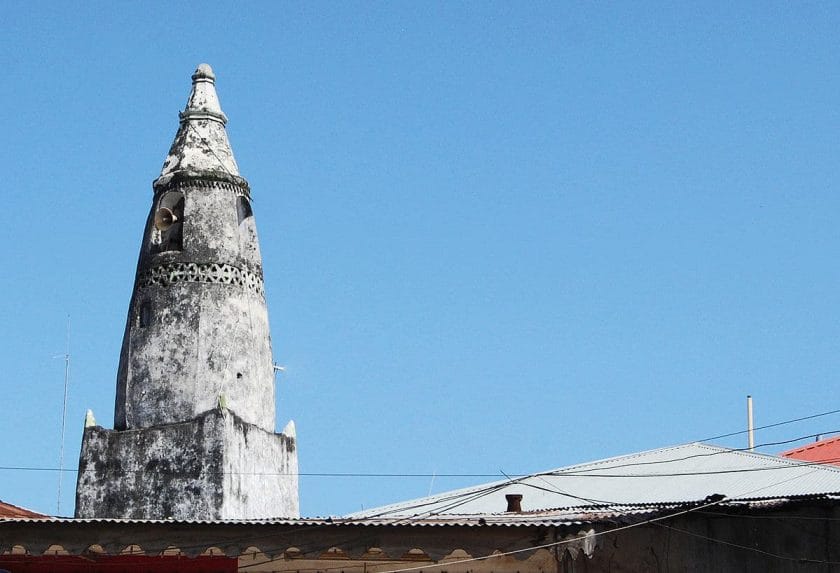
[3,2,840,517]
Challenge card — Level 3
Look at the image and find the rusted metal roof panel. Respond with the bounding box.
[0,504,673,527]
[2,496,837,529]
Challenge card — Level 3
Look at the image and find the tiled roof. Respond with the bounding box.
[0,500,47,518]
[348,443,840,518]
[781,435,840,467]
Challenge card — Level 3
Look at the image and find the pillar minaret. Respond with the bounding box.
[114,63,275,433]
[75,65,298,520]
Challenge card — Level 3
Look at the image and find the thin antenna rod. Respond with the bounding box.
[747,395,755,452]
[57,316,71,515]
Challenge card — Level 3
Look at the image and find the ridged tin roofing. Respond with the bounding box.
[0,506,674,528]
[348,443,840,518]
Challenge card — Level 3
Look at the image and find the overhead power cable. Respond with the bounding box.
[4,463,837,569]
[542,430,840,477]
[235,496,735,572]
[320,469,840,573]
[695,510,840,522]
[700,407,840,442]
[654,522,840,565]
[7,428,839,478]
[236,463,839,571]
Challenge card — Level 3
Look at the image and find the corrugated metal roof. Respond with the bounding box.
[0,508,665,528]
[337,505,669,527]
[3,497,839,529]
[0,517,330,526]
[4,443,837,528]
[347,443,840,518]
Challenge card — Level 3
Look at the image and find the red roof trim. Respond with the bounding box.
[0,499,48,518]
[780,436,840,466]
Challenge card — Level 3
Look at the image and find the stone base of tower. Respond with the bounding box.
[74,408,298,520]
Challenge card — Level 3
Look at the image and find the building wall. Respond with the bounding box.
[562,504,840,572]
[75,408,298,519]
[14,501,840,572]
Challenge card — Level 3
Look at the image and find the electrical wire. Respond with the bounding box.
[235,460,840,570]
[341,468,840,573]
[700,407,840,442]
[654,522,840,565]
[501,470,615,506]
[545,430,840,476]
[0,465,507,477]
[0,475,538,561]
[543,456,840,479]
[5,462,838,570]
[2,411,838,563]
[237,497,735,573]
[7,430,840,479]
[695,510,840,521]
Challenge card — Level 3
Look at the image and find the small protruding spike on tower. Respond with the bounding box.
[282,420,296,439]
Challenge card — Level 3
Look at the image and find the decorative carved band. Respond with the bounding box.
[153,173,251,198]
[138,262,264,297]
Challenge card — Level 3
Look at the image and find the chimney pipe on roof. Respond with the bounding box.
[505,494,523,513]
[747,395,755,452]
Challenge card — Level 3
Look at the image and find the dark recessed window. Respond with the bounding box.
[150,191,185,254]
[236,196,253,225]
[138,302,152,328]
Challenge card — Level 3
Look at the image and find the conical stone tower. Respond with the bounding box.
[75,65,299,520]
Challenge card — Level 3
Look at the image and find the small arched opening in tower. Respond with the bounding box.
[137,300,152,328]
[236,195,259,256]
[236,195,253,225]
[150,191,185,254]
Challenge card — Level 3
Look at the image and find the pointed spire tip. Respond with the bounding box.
[155,63,241,186]
[179,63,227,125]
[192,63,216,83]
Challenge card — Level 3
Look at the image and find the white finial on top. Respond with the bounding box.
[157,64,241,182]
[180,62,227,125]
[192,63,216,82]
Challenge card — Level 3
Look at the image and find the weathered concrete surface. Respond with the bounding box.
[75,64,299,519]
[112,65,277,434]
[113,185,276,433]
[75,408,298,519]
[157,63,239,185]
[115,178,275,433]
